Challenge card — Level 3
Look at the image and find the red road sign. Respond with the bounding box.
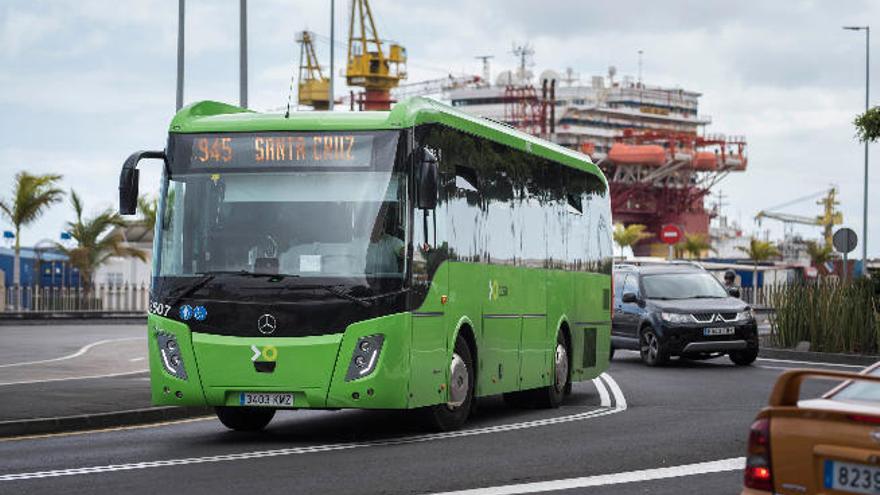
[660,224,683,245]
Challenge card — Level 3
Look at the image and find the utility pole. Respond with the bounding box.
[843,25,870,274]
[637,49,643,86]
[329,0,334,110]
[239,0,248,108]
[176,0,185,111]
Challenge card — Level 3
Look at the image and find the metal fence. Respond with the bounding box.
[740,284,784,309]
[1,284,150,313]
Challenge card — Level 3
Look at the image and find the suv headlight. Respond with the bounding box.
[157,332,188,380]
[736,309,755,322]
[661,312,692,324]
[345,334,384,381]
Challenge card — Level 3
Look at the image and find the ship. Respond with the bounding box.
[440,63,748,256]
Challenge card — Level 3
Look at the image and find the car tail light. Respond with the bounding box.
[848,414,880,425]
[744,418,773,491]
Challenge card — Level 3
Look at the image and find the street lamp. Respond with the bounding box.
[843,25,870,274]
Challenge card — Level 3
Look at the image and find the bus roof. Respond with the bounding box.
[169,97,605,183]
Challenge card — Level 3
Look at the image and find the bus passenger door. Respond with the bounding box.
[409,206,450,408]
[481,265,522,395]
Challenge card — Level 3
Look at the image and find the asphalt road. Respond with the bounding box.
[0,324,144,366]
[0,350,861,495]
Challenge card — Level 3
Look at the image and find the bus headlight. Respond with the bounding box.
[157,332,188,380]
[345,334,384,381]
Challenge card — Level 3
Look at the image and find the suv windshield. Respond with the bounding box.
[154,131,406,281]
[642,272,728,300]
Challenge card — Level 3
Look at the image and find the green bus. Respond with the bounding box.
[119,97,613,431]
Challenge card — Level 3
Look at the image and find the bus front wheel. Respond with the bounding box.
[215,406,276,432]
[421,336,474,432]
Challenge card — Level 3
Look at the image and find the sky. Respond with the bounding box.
[1,0,879,257]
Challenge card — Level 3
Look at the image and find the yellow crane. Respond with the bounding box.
[755,187,843,246]
[346,0,406,110]
[296,31,330,110]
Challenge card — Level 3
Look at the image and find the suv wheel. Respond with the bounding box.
[729,348,759,366]
[640,328,669,366]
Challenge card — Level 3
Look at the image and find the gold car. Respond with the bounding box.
[743,366,880,494]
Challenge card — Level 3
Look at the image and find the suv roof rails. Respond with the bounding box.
[613,260,706,270]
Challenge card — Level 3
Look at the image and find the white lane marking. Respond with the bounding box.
[756,357,866,369]
[0,370,148,387]
[425,457,745,495]
[592,377,610,407]
[0,373,627,481]
[0,338,142,368]
[599,373,627,410]
[129,357,145,363]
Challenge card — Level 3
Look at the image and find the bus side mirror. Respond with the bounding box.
[119,150,165,215]
[417,149,438,210]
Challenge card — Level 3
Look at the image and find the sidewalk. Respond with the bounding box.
[0,323,209,437]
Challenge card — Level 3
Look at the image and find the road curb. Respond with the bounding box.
[0,406,213,438]
[759,347,879,367]
[0,314,147,326]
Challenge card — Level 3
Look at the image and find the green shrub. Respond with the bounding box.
[770,278,879,354]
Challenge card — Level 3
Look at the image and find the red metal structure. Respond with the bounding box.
[501,83,748,256]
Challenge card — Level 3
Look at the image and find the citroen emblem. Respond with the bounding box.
[257,314,277,335]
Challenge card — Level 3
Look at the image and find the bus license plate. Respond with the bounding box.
[825,460,880,494]
[704,327,735,336]
[239,392,293,407]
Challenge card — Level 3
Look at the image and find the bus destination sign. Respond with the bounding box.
[180,133,374,169]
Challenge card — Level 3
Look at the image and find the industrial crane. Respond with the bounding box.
[346,0,406,110]
[755,187,843,246]
[296,31,330,110]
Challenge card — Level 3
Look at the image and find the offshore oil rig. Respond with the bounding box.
[294,2,749,256]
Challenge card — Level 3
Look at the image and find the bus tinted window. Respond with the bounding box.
[417,124,611,274]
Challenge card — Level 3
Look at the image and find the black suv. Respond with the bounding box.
[611,263,759,366]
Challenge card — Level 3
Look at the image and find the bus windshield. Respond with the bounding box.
[155,130,406,281]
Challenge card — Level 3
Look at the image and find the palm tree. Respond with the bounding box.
[55,191,146,290]
[0,172,64,287]
[675,233,714,259]
[736,238,780,304]
[805,240,833,269]
[137,195,157,233]
[613,223,652,256]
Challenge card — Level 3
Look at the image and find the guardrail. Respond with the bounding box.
[1,284,149,313]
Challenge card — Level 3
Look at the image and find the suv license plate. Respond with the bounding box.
[239,392,293,407]
[825,460,880,494]
[703,327,735,336]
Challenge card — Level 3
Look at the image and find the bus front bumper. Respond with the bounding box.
[147,313,412,410]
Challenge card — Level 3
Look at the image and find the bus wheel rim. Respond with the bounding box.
[447,352,468,409]
[554,343,568,393]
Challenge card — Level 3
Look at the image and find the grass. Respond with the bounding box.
[770,278,879,354]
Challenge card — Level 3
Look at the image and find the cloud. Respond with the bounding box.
[0,0,878,256]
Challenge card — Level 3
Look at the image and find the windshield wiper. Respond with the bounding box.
[320,285,372,308]
[168,271,294,306]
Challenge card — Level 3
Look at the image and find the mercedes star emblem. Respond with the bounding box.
[257,314,277,335]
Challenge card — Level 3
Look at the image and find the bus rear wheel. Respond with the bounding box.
[421,336,474,432]
[215,406,276,432]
